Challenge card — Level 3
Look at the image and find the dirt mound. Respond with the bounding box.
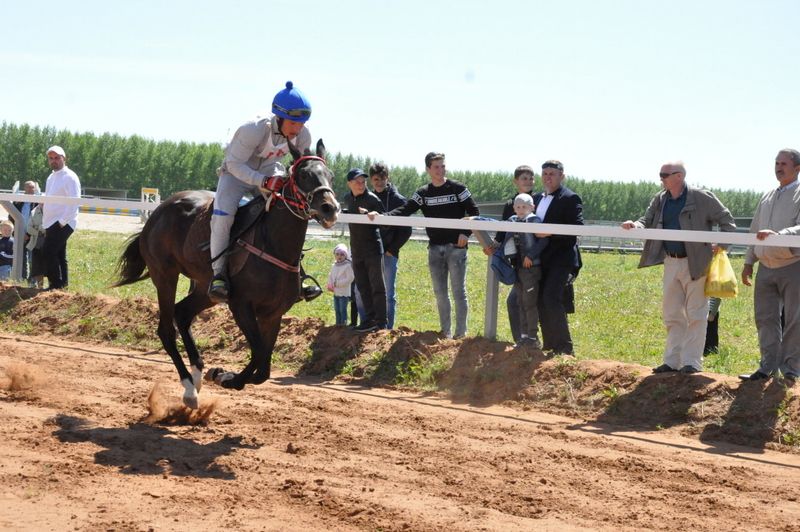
[0,286,798,452]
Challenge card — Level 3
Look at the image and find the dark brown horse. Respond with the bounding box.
[114,140,339,408]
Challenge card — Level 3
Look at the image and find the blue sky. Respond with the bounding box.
[1,0,797,192]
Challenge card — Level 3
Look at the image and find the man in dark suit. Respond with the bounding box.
[533,160,583,355]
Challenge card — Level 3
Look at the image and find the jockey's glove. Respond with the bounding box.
[260,166,287,194]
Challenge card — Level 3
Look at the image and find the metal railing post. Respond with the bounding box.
[484,258,499,340]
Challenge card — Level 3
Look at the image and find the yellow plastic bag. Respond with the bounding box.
[704,250,738,298]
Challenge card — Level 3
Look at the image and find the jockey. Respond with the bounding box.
[208,81,315,303]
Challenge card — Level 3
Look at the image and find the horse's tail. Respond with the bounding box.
[112,232,150,287]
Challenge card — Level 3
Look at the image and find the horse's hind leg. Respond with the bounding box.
[174,287,215,394]
[152,271,198,409]
[218,300,266,391]
[249,316,282,385]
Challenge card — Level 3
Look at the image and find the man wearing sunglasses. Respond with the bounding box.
[208,81,313,303]
[533,160,583,356]
[622,162,735,375]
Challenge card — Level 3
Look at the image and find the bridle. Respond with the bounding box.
[271,155,335,221]
[235,154,335,275]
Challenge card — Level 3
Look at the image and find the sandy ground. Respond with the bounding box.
[0,213,799,530]
[1,330,800,531]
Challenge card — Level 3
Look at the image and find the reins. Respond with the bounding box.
[233,154,334,273]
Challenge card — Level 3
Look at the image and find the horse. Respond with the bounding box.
[114,139,339,408]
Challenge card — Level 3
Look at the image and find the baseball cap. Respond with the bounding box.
[346,168,367,181]
[46,145,66,157]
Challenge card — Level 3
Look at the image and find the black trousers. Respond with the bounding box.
[43,223,73,289]
[352,253,387,326]
[537,266,573,353]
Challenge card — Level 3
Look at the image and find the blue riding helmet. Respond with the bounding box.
[272,81,312,123]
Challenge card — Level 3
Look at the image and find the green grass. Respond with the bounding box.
[28,229,762,376]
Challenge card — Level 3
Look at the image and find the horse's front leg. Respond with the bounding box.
[217,300,266,391]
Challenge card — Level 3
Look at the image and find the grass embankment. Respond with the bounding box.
[14,229,758,377]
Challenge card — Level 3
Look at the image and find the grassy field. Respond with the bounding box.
[53,230,761,376]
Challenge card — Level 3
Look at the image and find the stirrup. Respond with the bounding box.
[301,284,323,302]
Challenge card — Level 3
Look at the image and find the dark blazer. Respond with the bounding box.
[534,186,583,269]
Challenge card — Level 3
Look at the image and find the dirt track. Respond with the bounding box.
[2,333,800,531]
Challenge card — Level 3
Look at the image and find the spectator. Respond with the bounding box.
[208,81,318,303]
[327,243,355,326]
[343,168,387,332]
[704,297,721,355]
[740,148,800,383]
[533,160,583,355]
[42,145,80,290]
[622,161,736,374]
[370,152,480,339]
[26,204,46,288]
[369,162,412,329]
[483,164,537,343]
[10,180,39,280]
[498,193,548,348]
[0,220,14,280]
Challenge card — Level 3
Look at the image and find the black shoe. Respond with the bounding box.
[738,370,770,382]
[782,372,798,384]
[354,322,378,333]
[208,274,229,303]
[653,364,677,374]
[301,285,323,302]
[679,365,700,374]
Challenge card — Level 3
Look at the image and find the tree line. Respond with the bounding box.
[1,121,760,220]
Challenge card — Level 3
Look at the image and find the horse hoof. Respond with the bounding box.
[219,373,242,389]
[182,394,199,410]
[204,367,223,383]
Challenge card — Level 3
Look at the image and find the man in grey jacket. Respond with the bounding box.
[739,149,800,383]
[622,161,736,374]
[208,81,312,303]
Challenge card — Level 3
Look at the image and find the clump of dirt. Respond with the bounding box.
[1,286,799,452]
[143,381,218,425]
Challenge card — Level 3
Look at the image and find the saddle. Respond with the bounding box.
[227,195,268,277]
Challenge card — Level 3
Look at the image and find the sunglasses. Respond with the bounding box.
[273,104,311,119]
[659,171,680,179]
[542,162,563,171]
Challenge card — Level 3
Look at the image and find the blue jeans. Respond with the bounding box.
[0,264,10,280]
[383,253,399,329]
[333,295,350,325]
[427,244,468,337]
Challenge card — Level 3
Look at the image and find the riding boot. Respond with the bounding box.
[302,285,323,301]
[298,262,322,302]
[208,273,229,303]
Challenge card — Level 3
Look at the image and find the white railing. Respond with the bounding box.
[3,192,799,339]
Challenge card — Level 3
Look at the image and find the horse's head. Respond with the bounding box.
[285,139,339,228]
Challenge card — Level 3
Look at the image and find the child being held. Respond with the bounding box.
[327,244,355,326]
[500,193,548,348]
[0,220,14,280]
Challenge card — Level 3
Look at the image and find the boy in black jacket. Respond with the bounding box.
[369,162,412,329]
[343,168,386,332]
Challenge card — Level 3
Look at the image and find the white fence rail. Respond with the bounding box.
[3,192,799,340]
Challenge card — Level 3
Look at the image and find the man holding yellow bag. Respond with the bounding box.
[740,149,800,383]
[622,161,736,375]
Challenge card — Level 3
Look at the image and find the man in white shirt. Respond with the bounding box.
[42,145,81,290]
